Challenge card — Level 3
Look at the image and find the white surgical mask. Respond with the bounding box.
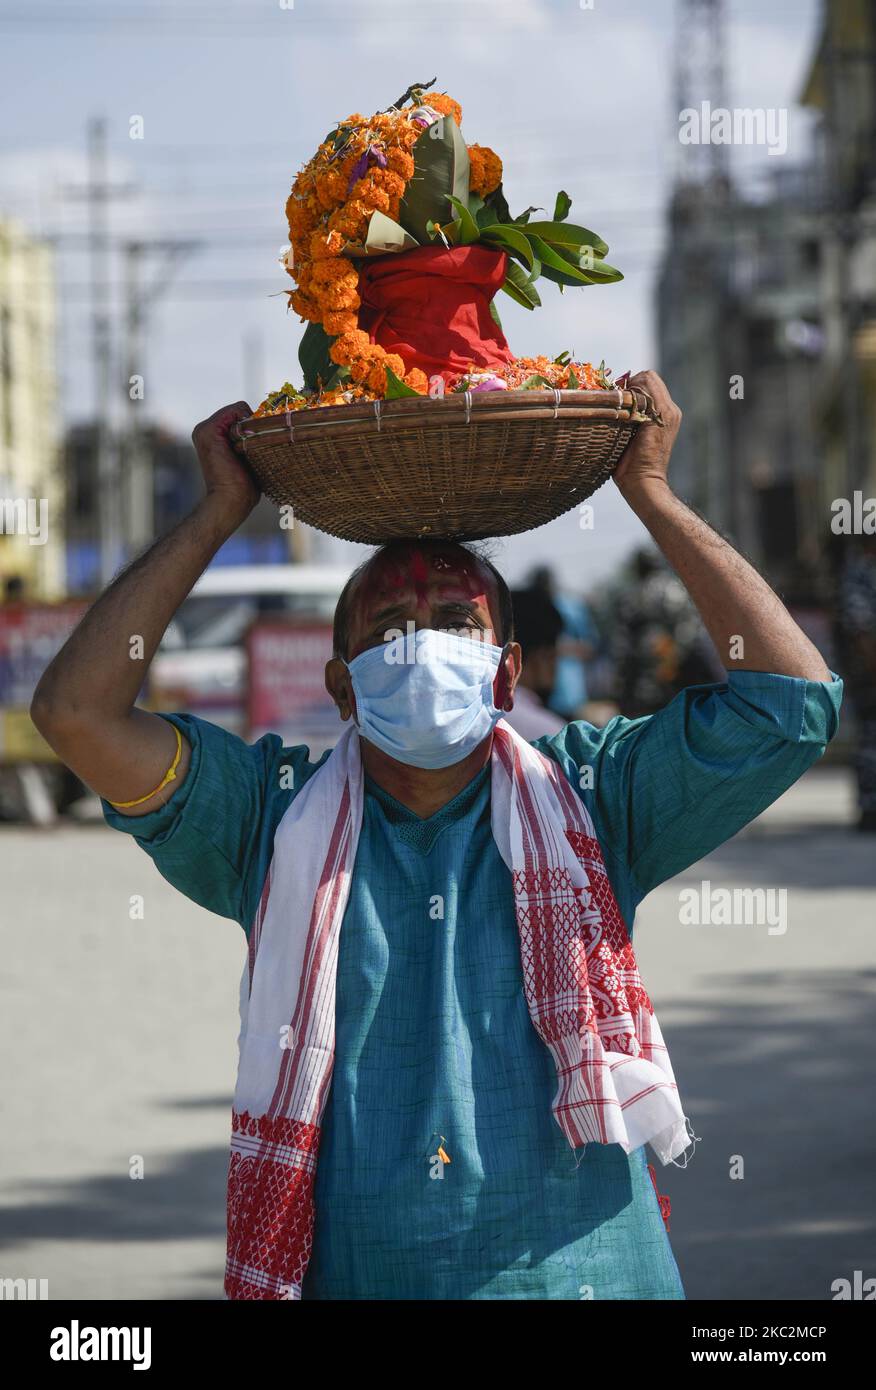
[345,627,506,770]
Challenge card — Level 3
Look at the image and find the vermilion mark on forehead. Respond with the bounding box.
[408,547,429,603]
[350,544,499,635]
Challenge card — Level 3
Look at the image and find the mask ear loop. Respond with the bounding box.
[492,640,512,714]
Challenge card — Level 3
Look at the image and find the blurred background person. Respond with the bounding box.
[611,546,723,719]
[526,564,601,721]
[831,533,876,832]
[503,585,566,740]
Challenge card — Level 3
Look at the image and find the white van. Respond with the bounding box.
[150,563,351,735]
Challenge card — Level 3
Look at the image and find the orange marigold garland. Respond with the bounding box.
[259,83,615,413]
[280,102,427,393]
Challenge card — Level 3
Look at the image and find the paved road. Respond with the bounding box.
[1,765,874,1300]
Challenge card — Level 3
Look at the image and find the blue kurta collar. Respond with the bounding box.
[364,762,490,854]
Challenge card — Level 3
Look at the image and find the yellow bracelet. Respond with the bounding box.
[109,724,183,807]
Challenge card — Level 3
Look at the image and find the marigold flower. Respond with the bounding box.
[311,258,358,285]
[321,280,360,311]
[384,148,415,180]
[330,328,371,365]
[422,91,462,126]
[323,310,359,336]
[404,368,429,393]
[310,229,346,260]
[467,144,502,197]
[288,289,321,322]
[368,167,407,200]
[350,356,375,383]
[351,178,390,214]
[367,361,390,392]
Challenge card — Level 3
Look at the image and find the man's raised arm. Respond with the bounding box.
[30,402,259,816]
[613,371,831,682]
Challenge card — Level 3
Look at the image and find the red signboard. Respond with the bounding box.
[0,601,88,706]
[0,601,89,761]
[247,619,340,755]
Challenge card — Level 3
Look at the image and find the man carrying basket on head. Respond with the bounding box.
[32,370,841,1300]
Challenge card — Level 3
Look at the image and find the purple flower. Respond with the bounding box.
[410,104,441,130]
[346,144,389,197]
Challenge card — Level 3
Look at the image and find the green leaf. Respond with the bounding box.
[542,241,624,285]
[398,116,470,243]
[528,235,623,288]
[572,257,623,284]
[500,259,542,309]
[553,350,571,366]
[514,205,543,225]
[489,299,503,330]
[481,181,512,224]
[567,364,579,388]
[526,235,595,286]
[466,192,486,221]
[478,222,535,270]
[299,321,338,393]
[521,373,554,389]
[552,190,572,222]
[523,221,610,257]
[445,193,482,245]
[475,201,499,229]
[384,364,420,398]
[324,364,352,391]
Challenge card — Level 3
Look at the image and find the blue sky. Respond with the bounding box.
[0,0,822,588]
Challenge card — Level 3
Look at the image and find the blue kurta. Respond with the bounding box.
[102,670,842,1299]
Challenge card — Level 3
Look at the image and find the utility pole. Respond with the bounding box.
[124,241,150,551]
[670,0,736,536]
[89,118,115,585]
[121,238,198,554]
[65,119,134,586]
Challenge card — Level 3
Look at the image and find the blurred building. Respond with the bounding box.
[658,172,827,580]
[658,0,876,591]
[801,0,876,514]
[0,217,64,598]
[64,422,293,594]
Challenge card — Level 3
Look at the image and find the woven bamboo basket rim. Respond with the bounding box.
[231,386,661,543]
[234,386,662,444]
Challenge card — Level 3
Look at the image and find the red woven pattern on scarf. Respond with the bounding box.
[514,862,598,1041]
[565,830,653,1014]
[225,1111,320,1300]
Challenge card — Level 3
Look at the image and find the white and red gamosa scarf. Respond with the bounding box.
[225,720,692,1300]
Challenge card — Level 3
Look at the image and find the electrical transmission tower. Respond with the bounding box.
[673,0,730,194]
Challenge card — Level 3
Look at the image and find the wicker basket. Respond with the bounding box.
[233,386,660,544]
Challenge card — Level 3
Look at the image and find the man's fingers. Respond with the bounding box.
[628,371,678,427]
[192,401,254,448]
[218,402,254,429]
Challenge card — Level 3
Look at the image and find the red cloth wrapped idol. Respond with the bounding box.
[357,244,514,385]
